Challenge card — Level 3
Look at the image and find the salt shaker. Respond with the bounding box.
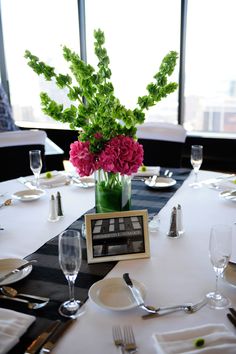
[48,194,59,222]
[177,204,184,236]
[56,191,63,217]
[167,206,179,238]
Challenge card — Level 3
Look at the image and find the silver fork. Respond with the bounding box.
[142,298,207,319]
[112,326,125,354]
[123,326,137,353]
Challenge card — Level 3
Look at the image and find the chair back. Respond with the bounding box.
[137,122,186,167]
[0,130,47,181]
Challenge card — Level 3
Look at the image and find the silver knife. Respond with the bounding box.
[25,320,61,354]
[123,273,145,307]
[0,260,37,283]
[39,319,75,353]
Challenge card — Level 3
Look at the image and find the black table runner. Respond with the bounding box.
[4,168,190,353]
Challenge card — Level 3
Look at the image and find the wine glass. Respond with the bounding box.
[190,145,203,187]
[206,224,232,309]
[58,229,84,318]
[29,150,42,188]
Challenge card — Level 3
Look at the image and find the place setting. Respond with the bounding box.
[133,166,177,190]
[0,258,49,311]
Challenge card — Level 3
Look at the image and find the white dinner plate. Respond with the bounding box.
[0,258,33,285]
[223,262,236,287]
[134,166,160,177]
[12,189,46,201]
[89,277,146,311]
[72,177,95,188]
[145,176,176,189]
[219,190,236,202]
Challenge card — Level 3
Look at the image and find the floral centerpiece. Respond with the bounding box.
[24,29,178,213]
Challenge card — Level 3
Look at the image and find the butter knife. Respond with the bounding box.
[123,273,144,307]
[0,260,37,283]
[39,319,75,353]
[227,313,236,328]
[25,320,61,354]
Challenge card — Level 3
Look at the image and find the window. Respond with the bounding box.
[85,0,180,124]
[184,0,236,134]
[1,0,80,128]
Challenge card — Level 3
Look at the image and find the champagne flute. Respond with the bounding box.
[58,229,84,318]
[29,150,42,188]
[206,224,232,309]
[190,145,203,187]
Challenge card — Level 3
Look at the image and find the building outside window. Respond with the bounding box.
[184,0,236,134]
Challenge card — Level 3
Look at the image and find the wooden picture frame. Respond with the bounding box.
[85,209,150,264]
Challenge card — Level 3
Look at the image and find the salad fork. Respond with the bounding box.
[112,326,125,354]
[142,298,207,319]
[123,326,137,353]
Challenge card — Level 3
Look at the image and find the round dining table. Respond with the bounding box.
[0,169,235,353]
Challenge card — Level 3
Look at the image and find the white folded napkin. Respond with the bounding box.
[134,166,160,177]
[0,308,35,354]
[153,324,236,354]
[38,171,68,188]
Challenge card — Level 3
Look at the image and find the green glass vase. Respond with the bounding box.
[95,170,131,213]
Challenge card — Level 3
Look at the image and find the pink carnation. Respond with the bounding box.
[98,135,143,175]
[69,140,97,177]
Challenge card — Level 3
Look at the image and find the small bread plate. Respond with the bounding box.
[88,277,146,311]
[12,189,46,202]
[72,176,95,188]
[219,190,236,202]
[145,176,176,189]
[135,166,160,177]
[0,258,33,285]
[223,262,236,287]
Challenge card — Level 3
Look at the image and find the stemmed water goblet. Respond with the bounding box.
[29,149,42,188]
[58,229,85,318]
[206,224,232,309]
[190,145,203,187]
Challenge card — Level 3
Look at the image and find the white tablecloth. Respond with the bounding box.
[0,170,236,353]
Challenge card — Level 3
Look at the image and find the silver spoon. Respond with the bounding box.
[0,286,49,302]
[0,294,48,309]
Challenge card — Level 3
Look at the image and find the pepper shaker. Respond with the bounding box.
[167,206,179,238]
[56,191,63,217]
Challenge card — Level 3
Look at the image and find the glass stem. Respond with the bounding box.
[194,170,198,183]
[215,273,220,296]
[67,277,75,303]
[34,173,40,188]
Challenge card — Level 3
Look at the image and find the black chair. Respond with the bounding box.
[0,130,47,181]
[137,122,187,167]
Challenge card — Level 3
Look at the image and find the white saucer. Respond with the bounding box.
[72,177,95,188]
[0,258,33,285]
[135,166,160,177]
[145,176,176,189]
[89,277,146,311]
[223,262,236,287]
[219,190,236,202]
[12,189,46,201]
